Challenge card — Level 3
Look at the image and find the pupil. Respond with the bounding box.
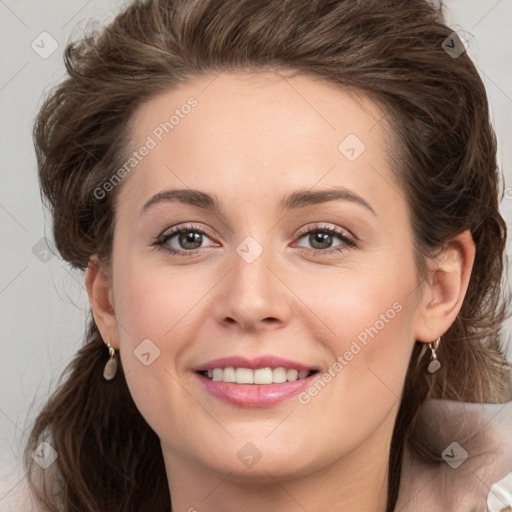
[310,232,332,249]
[179,231,202,249]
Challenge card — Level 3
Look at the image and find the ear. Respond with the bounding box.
[85,256,119,349]
[414,230,476,344]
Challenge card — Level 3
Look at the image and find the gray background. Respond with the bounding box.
[1,0,511,507]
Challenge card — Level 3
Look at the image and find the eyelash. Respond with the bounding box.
[151,223,357,257]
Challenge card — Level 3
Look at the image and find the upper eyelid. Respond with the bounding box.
[162,224,214,237]
[160,222,350,236]
[295,223,355,240]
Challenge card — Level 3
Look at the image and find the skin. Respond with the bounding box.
[86,71,475,512]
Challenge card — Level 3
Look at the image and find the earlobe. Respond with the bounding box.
[414,230,476,344]
[85,257,119,348]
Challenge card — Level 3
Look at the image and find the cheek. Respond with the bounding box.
[111,257,217,435]
[295,265,419,427]
[113,256,208,346]
[298,260,417,351]
[295,255,416,372]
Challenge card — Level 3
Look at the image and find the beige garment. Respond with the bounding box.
[395,399,512,512]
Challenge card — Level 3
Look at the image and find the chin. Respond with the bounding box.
[190,439,326,482]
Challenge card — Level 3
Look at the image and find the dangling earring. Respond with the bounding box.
[427,337,442,374]
[103,339,118,381]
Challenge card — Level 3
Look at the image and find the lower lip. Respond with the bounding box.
[196,372,318,407]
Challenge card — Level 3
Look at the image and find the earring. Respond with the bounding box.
[427,337,442,374]
[103,339,118,381]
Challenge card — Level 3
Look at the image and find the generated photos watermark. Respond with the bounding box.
[298,301,403,404]
[93,97,198,200]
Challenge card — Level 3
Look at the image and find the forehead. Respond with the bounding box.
[118,71,400,216]
[131,70,386,151]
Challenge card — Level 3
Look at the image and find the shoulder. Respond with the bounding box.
[0,456,54,512]
[395,399,512,512]
[0,473,37,512]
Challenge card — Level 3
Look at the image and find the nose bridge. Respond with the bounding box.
[217,234,290,328]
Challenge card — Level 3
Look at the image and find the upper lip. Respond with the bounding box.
[195,355,319,372]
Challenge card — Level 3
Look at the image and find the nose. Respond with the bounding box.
[213,240,292,331]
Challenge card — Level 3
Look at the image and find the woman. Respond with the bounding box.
[24,0,512,511]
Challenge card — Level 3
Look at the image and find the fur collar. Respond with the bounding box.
[395,399,512,511]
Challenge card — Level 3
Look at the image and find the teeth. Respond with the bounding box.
[235,367,253,384]
[254,367,272,384]
[223,367,236,382]
[287,369,299,381]
[272,367,287,383]
[204,366,313,384]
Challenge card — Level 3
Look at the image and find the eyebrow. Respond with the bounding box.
[141,186,376,216]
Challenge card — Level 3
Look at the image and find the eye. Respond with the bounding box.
[151,222,357,258]
[293,224,357,255]
[152,224,219,256]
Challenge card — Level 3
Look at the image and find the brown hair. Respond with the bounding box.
[26,0,512,510]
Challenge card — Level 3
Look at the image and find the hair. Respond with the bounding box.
[26,0,512,510]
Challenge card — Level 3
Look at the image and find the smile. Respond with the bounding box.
[196,369,320,408]
[199,367,317,384]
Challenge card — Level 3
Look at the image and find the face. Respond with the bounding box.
[105,71,427,482]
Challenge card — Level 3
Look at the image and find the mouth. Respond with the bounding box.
[194,359,322,407]
[194,355,322,406]
[196,367,319,384]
